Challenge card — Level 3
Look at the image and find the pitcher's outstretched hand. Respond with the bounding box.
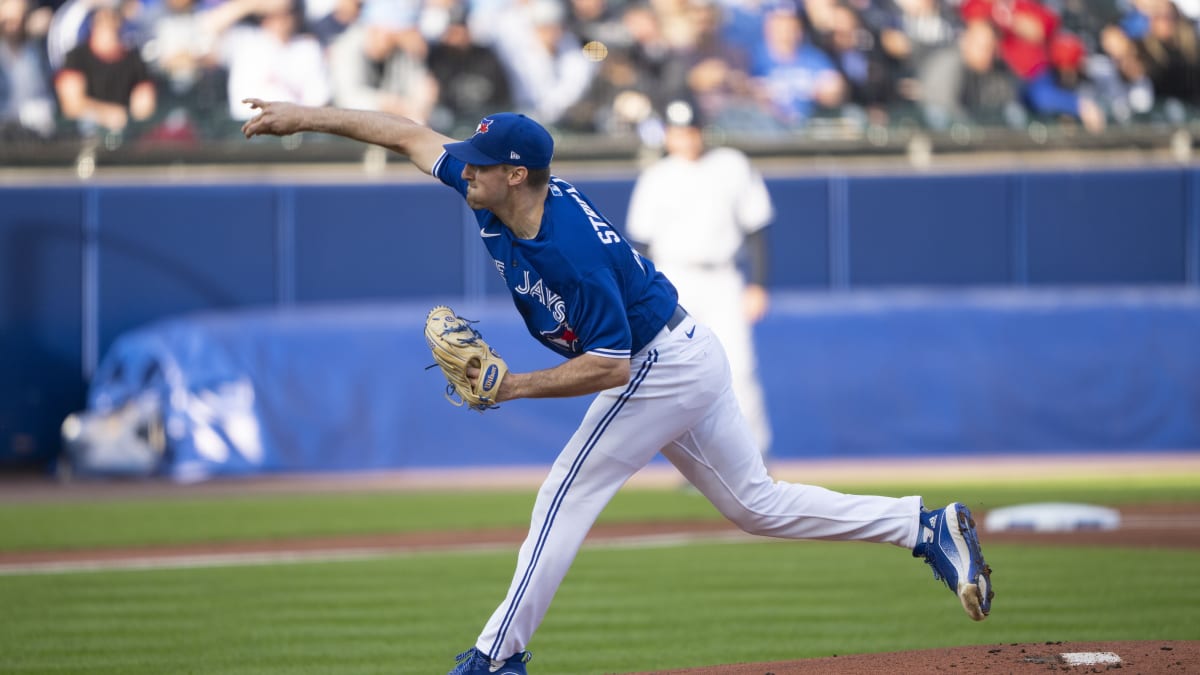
[241,99,304,138]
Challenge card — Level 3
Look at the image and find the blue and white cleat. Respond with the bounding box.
[913,502,993,621]
[448,647,532,675]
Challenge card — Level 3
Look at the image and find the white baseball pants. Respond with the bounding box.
[475,318,922,661]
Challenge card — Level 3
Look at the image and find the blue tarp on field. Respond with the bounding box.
[77,288,1200,481]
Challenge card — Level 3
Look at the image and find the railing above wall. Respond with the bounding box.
[3,117,1200,174]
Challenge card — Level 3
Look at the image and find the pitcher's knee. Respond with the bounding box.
[723,507,777,536]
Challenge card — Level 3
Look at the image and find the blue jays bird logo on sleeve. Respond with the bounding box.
[540,322,581,354]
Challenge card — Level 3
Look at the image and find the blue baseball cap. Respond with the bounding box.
[443,113,554,169]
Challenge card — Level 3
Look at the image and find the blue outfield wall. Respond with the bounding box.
[2,165,1199,472]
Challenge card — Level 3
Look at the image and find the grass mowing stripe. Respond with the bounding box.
[3,480,1200,553]
[0,531,753,576]
[0,492,543,551]
[0,490,720,552]
[1,540,1196,675]
[0,553,517,674]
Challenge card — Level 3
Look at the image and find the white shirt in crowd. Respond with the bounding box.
[222,24,331,120]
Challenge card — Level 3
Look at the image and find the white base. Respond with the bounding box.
[983,502,1120,532]
[1060,651,1122,666]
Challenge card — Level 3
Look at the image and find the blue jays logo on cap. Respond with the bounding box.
[443,113,554,169]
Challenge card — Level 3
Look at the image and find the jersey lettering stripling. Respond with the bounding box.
[563,185,621,244]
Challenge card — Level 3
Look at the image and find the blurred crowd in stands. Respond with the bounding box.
[2,0,1200,149]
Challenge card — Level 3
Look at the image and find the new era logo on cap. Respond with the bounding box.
[444,113,554,169]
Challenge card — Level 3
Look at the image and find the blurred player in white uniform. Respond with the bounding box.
[626,99,774,456]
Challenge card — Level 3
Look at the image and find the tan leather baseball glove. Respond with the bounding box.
[424,305,508,411]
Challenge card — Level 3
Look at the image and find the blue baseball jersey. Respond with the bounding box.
[433,153,679,359]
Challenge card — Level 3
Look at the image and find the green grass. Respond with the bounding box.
[1,540,1196,674]
[1,475,1197,673]
[2,476,1198,552]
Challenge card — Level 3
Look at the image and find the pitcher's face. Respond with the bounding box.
[461,163,513,210]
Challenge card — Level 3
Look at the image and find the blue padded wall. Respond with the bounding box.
[3,164,1200,469]
[1024,169,1188,284]
[96,186,279,355]
[765,177,831,287]
[292,184,467,302]
[847,174,1014,285]
[0,187,86,467]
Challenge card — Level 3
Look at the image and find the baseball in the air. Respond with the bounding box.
[582,41,608,62]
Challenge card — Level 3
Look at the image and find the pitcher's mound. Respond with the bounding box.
[633,641,1196,674]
